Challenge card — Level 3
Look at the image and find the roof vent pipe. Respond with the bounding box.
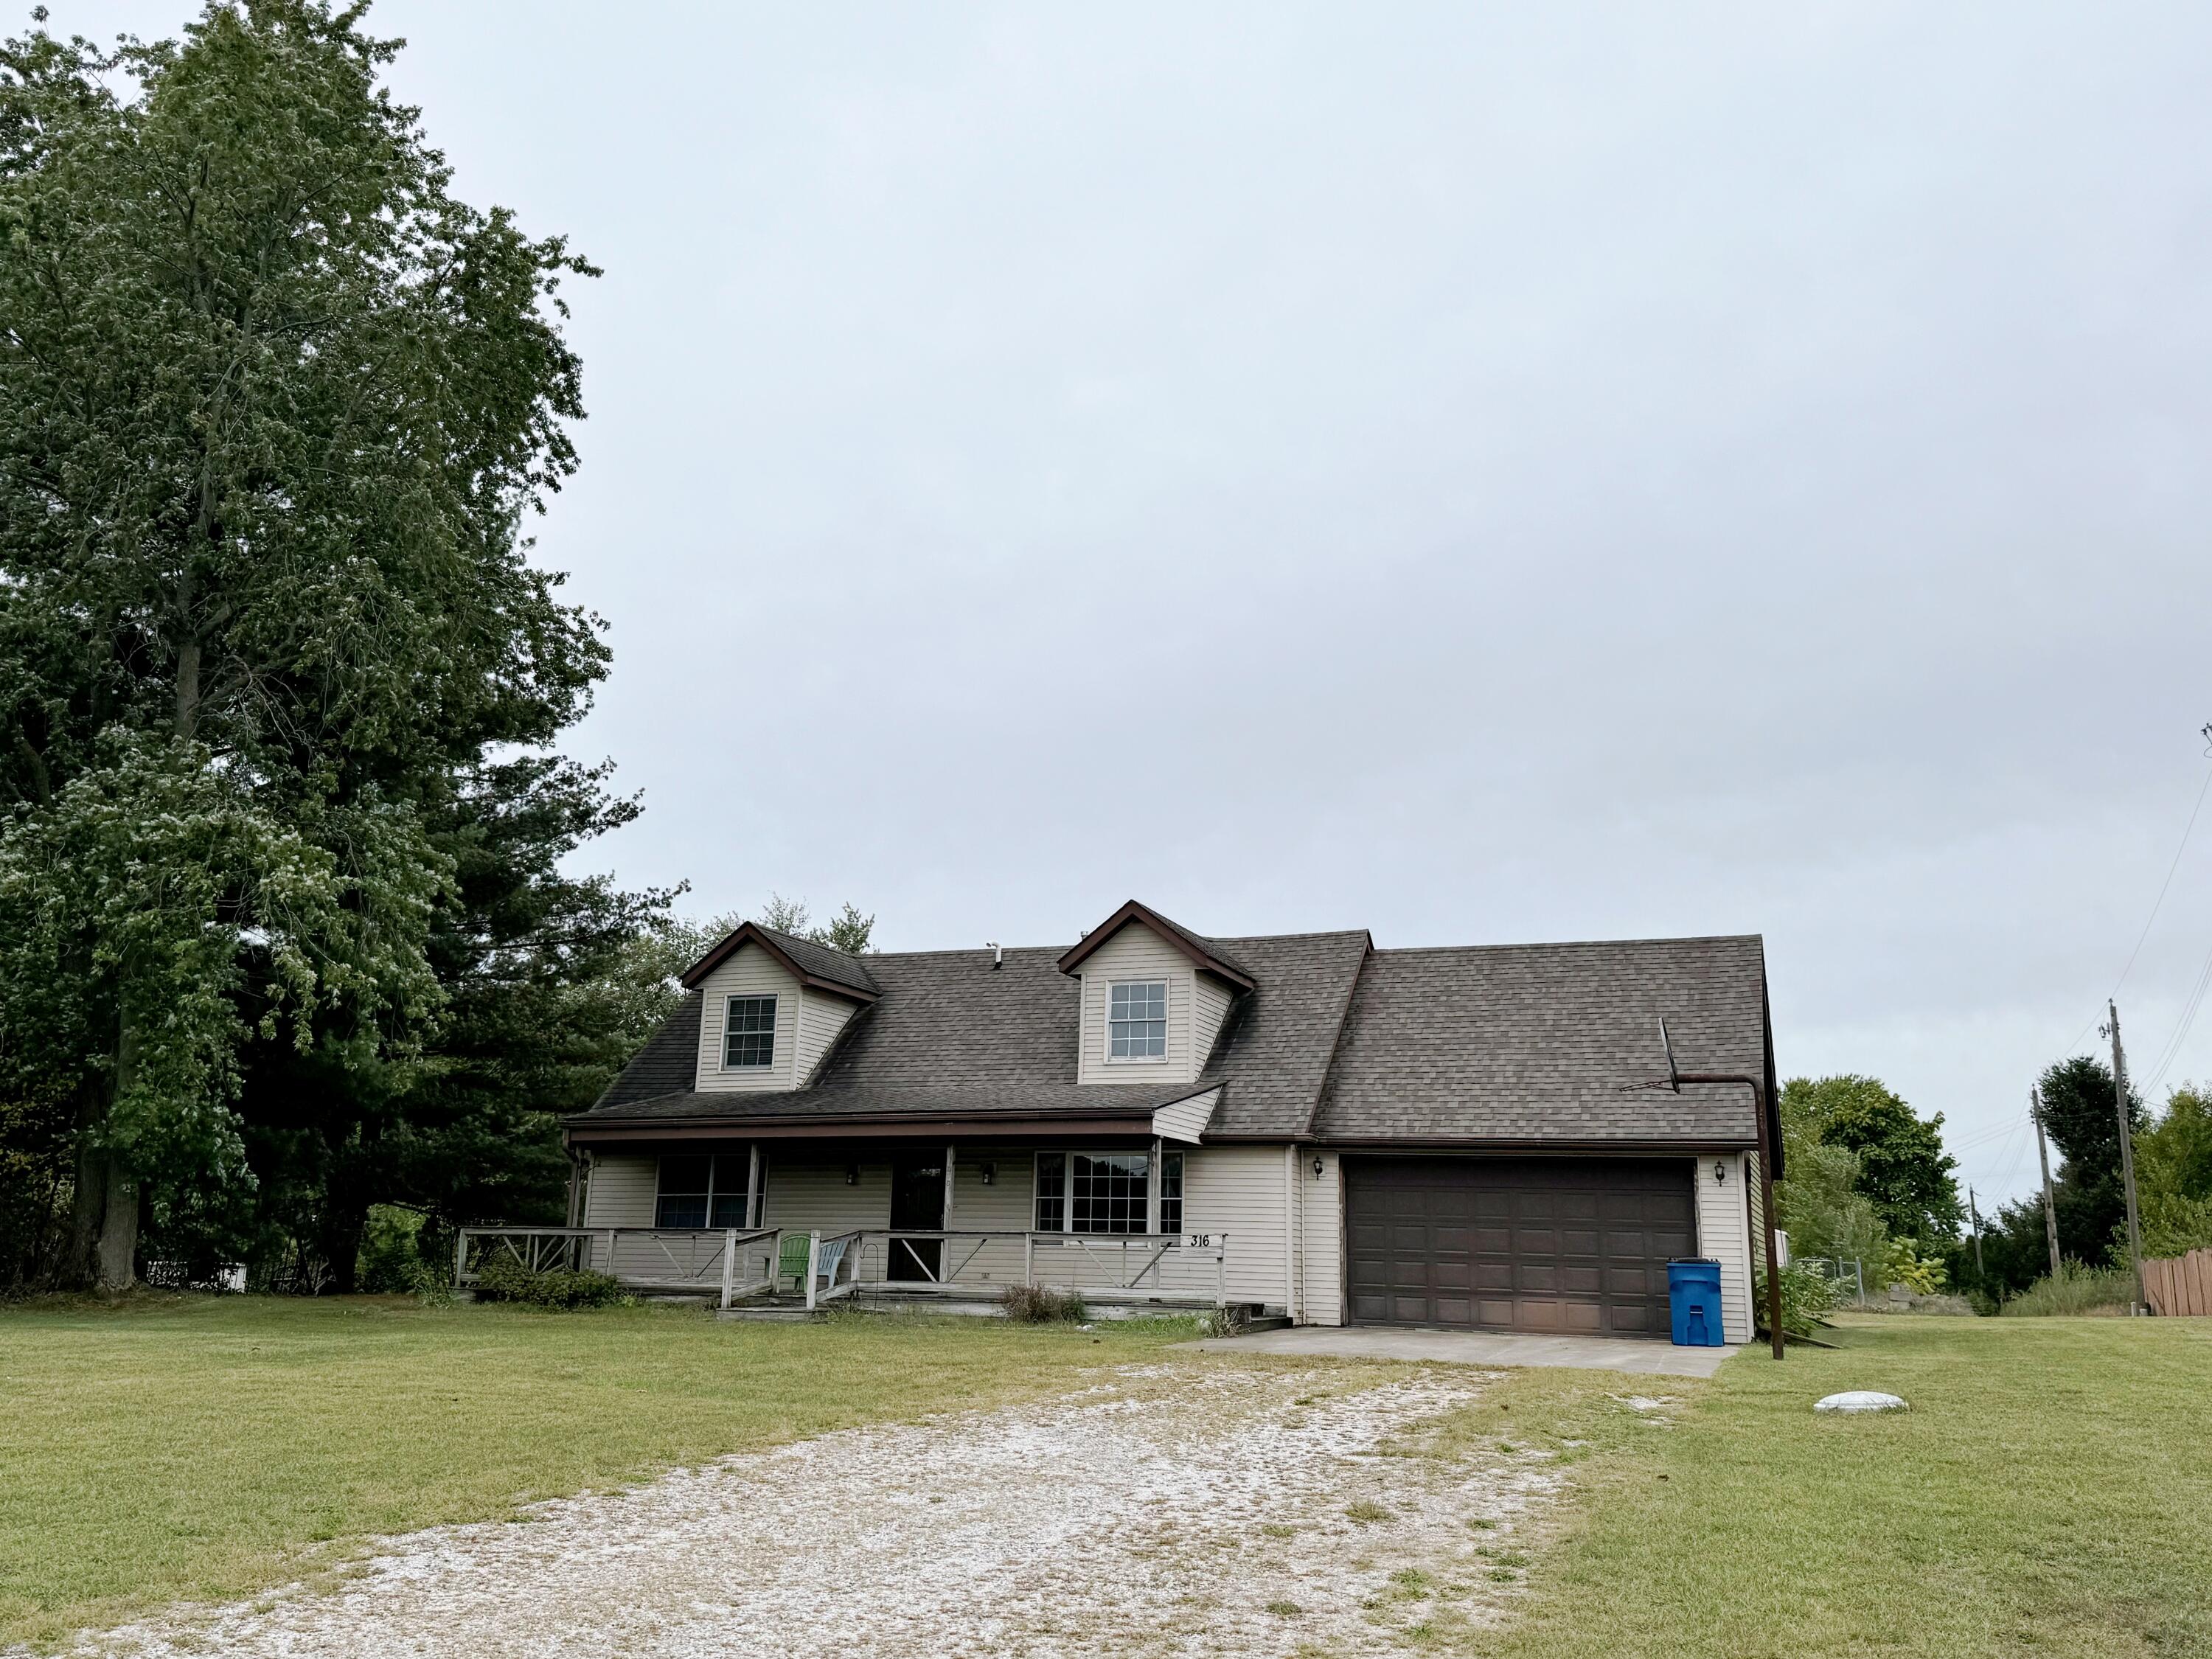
[988,941,1002,969]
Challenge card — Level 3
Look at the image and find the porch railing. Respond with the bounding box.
[455,1226,1230,1311]
[852,1229,1229,1307]
[454,1226,781,1310]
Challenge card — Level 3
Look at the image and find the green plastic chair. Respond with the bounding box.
[777,1234,812,1294]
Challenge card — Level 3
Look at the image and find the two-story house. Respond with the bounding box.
[558,900,1778,1342]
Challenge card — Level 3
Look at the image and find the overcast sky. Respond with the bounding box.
[70,1,2212,1210]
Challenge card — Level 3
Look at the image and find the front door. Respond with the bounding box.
[888,1153,945,1281]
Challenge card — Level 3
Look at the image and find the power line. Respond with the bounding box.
[2056,739,2212,1057]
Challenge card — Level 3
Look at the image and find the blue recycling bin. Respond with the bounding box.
[1667,1259,1725,1347]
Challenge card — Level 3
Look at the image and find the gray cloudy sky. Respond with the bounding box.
[72,1,2212,1210]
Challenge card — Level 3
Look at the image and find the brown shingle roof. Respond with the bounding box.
[1310,935,1770,1146]
[577,919,1772,1152]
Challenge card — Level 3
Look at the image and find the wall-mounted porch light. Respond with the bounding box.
[1311,1157,1325,1180]
[1712,1159,1728,1186]
[845,1164,860,1186]
[980,1162,996,1186]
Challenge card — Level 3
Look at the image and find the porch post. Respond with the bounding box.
[745,1142,762,1229]
[943,1143,956,1232]
[453,1228,468,1292]
[720,1228,737,1310]
[1283,1144,1298,1321]
[805,1231,821,1311]
[1024,1231,1035,1288]
[1147,1136,1162,1235]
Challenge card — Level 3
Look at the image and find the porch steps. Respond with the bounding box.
[1242,1314,1293,1333]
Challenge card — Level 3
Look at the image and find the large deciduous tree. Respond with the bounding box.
[0,1,607,1285]
[1781,1074,1963,1247]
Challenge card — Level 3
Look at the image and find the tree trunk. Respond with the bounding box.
[66,1113,105,1290]
[87,1011,146,1290]
[96,1163,139,1289]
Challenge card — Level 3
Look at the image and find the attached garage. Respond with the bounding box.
[1344,1156,1698,1337]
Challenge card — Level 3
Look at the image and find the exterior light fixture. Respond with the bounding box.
[1312,1157,1325,1180]
[981,1162,996,1186]
[845,1164,860,1186]
[1713,1159,1728,1185]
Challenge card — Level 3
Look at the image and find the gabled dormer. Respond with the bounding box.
[678,922,878,1092]
[1057,900,1255,1085]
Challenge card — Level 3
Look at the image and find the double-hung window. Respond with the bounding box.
[723,995,777,1069]
[655,1154,753,1228]
[1108,981,1167,1061]
[1033,1150,1152,1233]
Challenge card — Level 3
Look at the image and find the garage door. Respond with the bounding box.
[1346,1158,1697,1337]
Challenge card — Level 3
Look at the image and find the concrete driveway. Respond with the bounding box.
[1184,1325,1739,1377]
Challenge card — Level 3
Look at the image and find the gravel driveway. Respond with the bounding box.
[76,1359,1564,1658]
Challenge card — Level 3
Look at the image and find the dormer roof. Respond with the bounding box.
[1054,899,1257,991]
[678,921,880,1002]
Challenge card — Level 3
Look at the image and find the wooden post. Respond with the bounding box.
[746,1143,762,1230]
[601,1229,617,1278]
[453,1228,469,1292]
[805,1231,821,1311]
[720,1228,737,1310]
[1023,1231,1035,1288]
[1751,1096,1786,1360]
[2033,1088,2061,1281]
[943,1143,956,1231]
[2108,1003,2148,1312]
[1217,1234,1227,1309]
[1147,1136,1163,1237]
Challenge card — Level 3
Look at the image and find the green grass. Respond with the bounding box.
[10,1298,2209,1658]
[0,1293,1196,1649]
[1455,1314,2212,1658]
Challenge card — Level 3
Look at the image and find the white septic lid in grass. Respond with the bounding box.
[1814,1391,1907,1414]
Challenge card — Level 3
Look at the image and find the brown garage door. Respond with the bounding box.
[1346,1157,1697,1337]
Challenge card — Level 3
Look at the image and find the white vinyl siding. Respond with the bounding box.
[1193,975,1234,1068]
[760,1158,890,1234]
[1077,926,1196,1083]
[580,1153,658,1228]
[1183,1145,1291,1312]
[1300,1149,1345,1326]
[794,990,861,1084]
[1152,1087,1220,1144]
[1694,1150,1756,1344]
[693,945,801,1091]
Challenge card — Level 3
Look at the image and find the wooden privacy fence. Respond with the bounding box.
[2143,1246,2212,1317]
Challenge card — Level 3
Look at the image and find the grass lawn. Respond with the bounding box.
[7,1301,2209,1656]
[1443,1313,2212,1659]
[0,1293,1196,1649]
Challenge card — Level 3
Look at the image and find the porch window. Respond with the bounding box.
[1107,981,1167,1060]
[1032,1150,1152,1233]
[655,1154,751,1228]
[1160,1150,1183,1235]
[723,995,777,1068]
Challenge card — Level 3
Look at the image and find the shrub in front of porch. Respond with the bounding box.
[473,1255,627,1310]
[1000,1284,1087,1324]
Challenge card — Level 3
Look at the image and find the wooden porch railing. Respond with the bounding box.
[454,1226,1231,1311]
[851,1229,1230,1307]
[454,1226,782,1310]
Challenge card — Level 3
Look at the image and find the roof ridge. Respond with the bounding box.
[1369,932,1764,956]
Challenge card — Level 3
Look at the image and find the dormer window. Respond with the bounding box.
[723,995,778,1068]
[1108,981,1167,1061]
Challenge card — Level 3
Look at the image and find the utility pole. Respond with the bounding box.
[2031,1088,2061,1281]
[1967,1187,1984,1276]
[2105,1001,2148,1314]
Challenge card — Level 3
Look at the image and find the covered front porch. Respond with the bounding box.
[453,1220,1231,1315]
[527,1127,1253,1315]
